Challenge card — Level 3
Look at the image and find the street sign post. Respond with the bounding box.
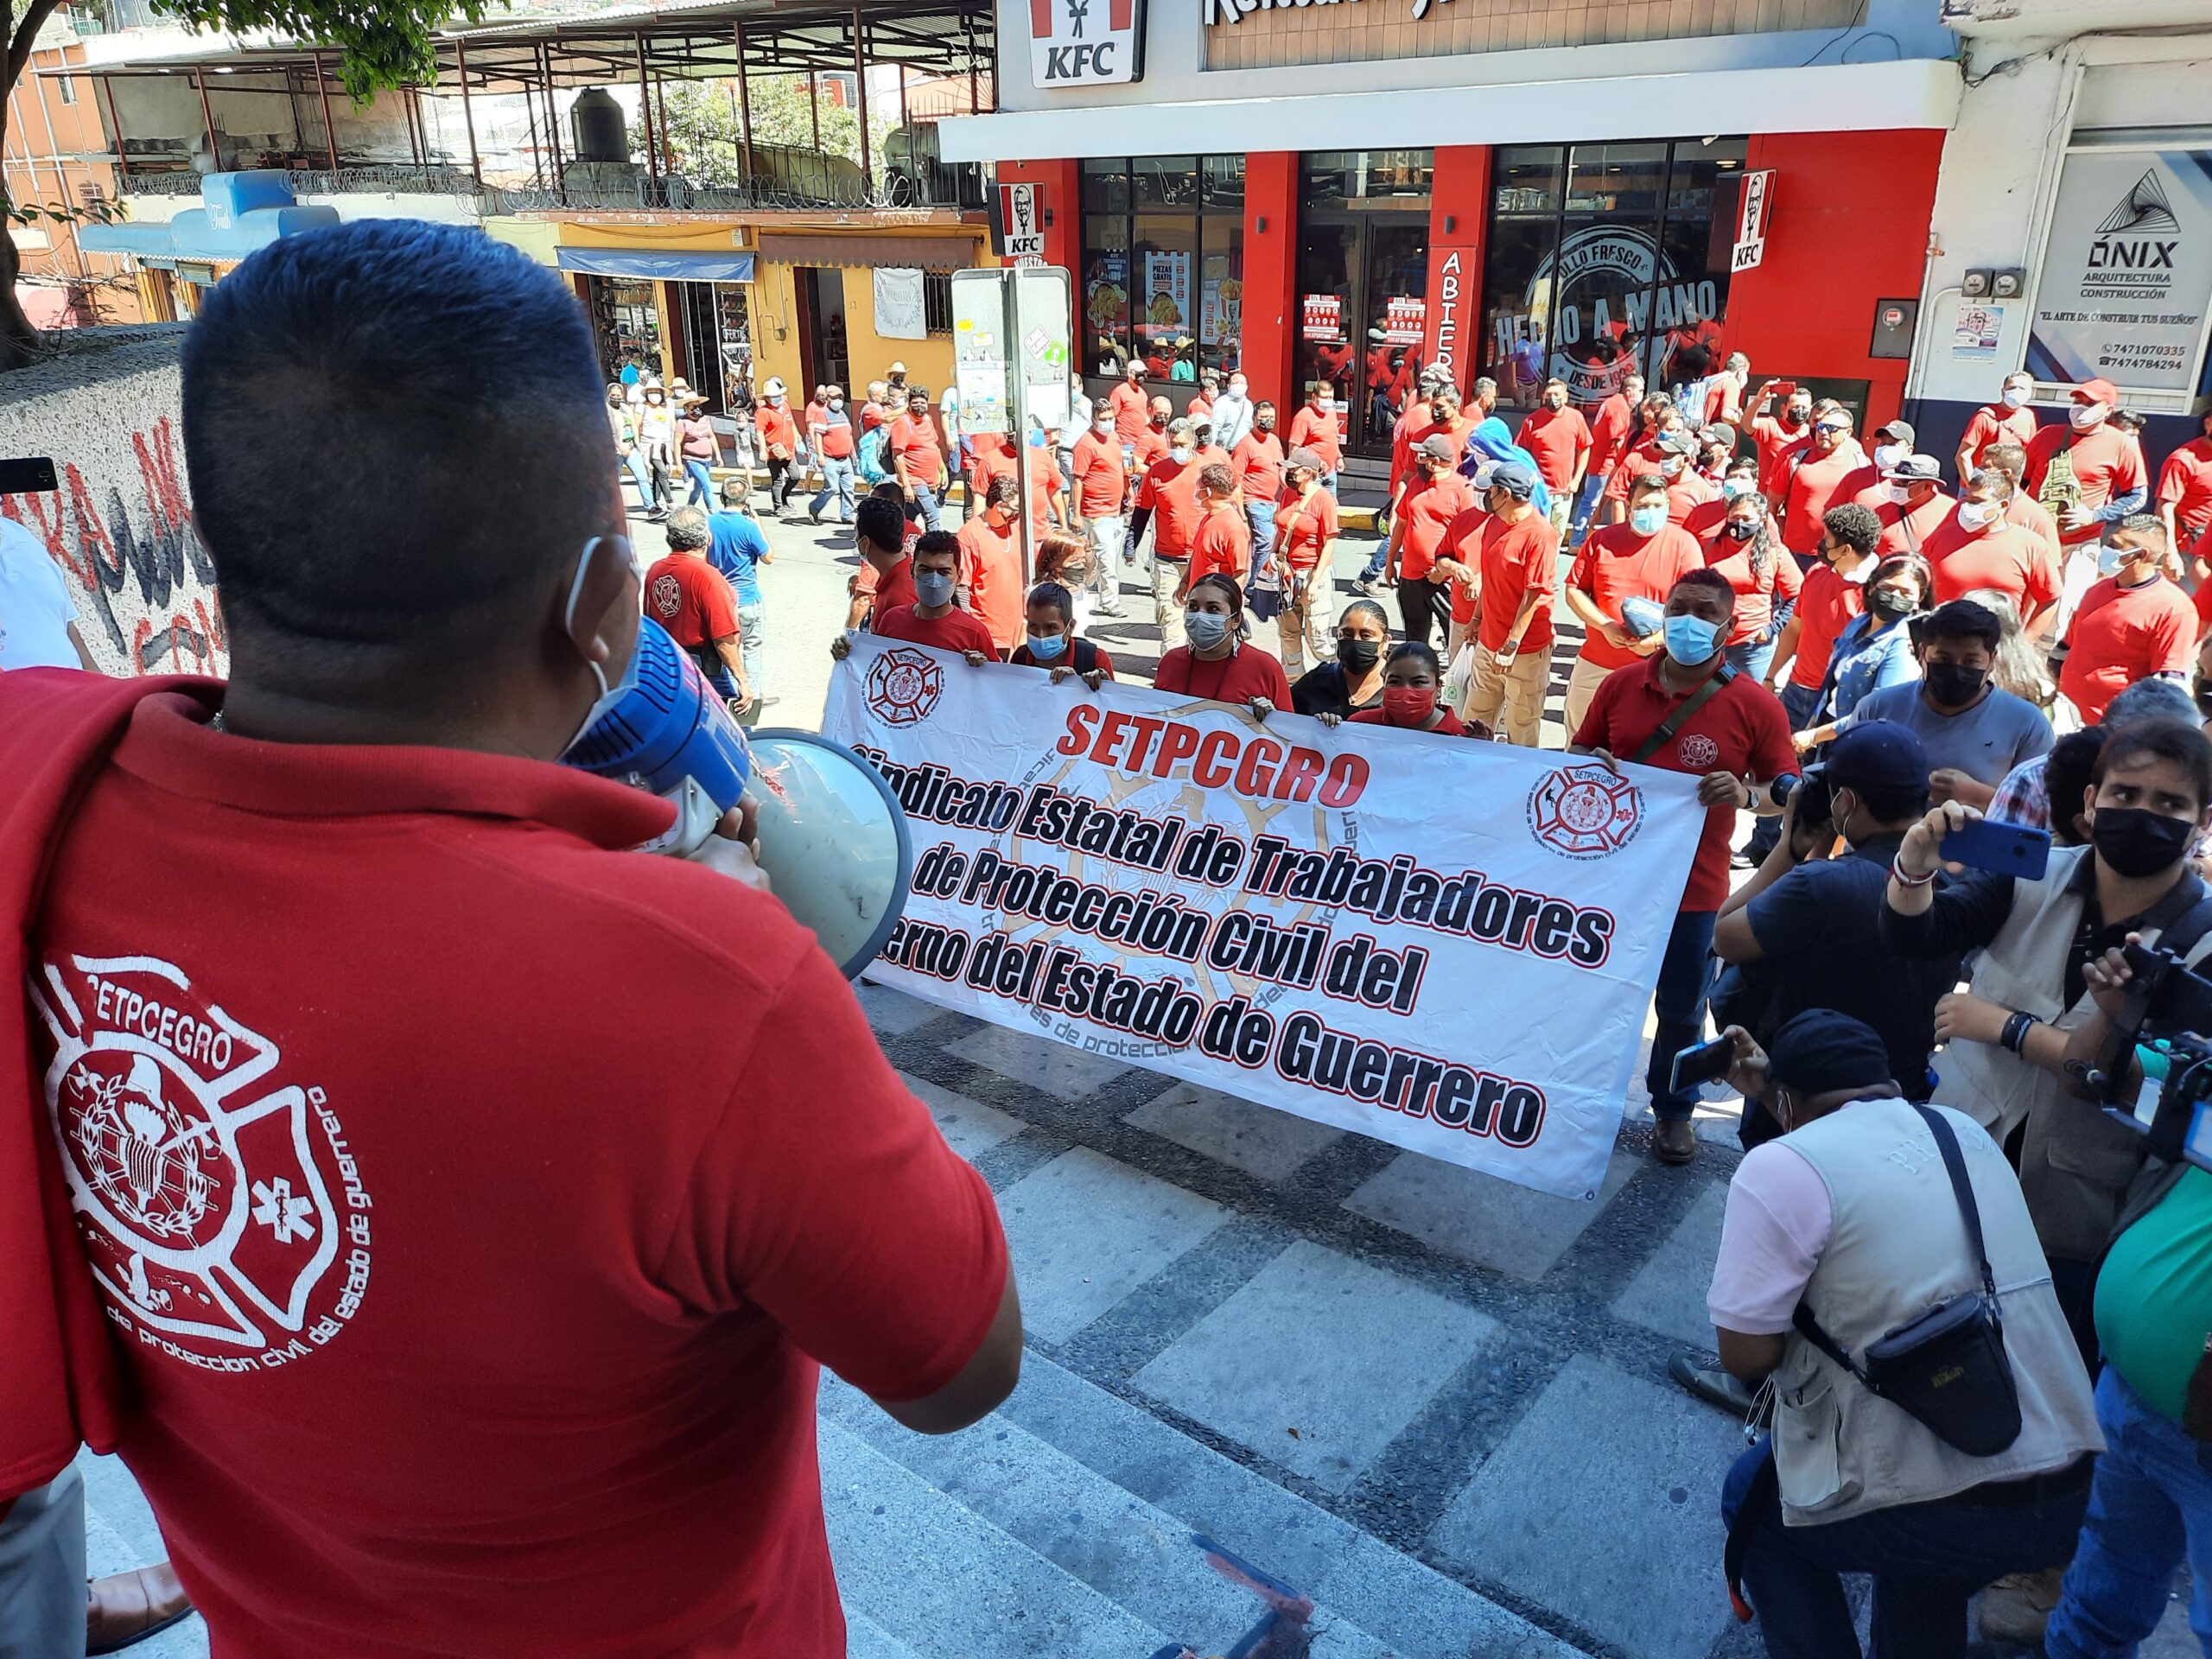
[951,264,1074,586]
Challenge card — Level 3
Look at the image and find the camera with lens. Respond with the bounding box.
[2082,939,2212,1174]
[1767,761,1830,828]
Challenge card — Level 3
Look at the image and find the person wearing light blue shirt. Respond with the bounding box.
[707,481,772,709]
[1793,552,1930,751]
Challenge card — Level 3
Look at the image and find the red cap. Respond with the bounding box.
[2073,378,2120,408]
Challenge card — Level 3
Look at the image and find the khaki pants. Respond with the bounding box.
[1561,652,1616,740]
[1084,513,1128,613]
[1277,571,1332,680]
[1462,639,1548,747]
[1548,491,1574,543]
[1153,554,1187,653]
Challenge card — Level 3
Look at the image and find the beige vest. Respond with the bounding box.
[1932,845,2209,1262]
[1771,1096,2101,1526]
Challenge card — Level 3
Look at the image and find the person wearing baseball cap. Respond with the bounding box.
[1452,458,1558,747]
[1384,432,1479,651]
[1868,454,1956,559]
[1709,1006,2096,1650]
[1655,429,1719,526]
[2024,378,2149,546]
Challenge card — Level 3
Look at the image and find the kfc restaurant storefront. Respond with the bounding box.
[950,0,1961,462]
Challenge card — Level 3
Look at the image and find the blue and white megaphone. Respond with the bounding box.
[563,617,912,978]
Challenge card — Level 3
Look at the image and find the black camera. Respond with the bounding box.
[1768,761,1830,827]
[2082,939,2212,1174]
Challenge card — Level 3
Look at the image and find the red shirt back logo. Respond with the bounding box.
[1528,762,1644,860]
[33,954,372,1369]
[1677,732,1720,771]
[649,572,683,620]
[866,646,944,728]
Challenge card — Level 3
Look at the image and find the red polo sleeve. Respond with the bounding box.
[700,564,740,643]
[1745,683,1799,783]
[655,948,1010,1402]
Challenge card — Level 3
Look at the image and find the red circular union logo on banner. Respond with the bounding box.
[866,647,945,728]
[1528,763,1644,860]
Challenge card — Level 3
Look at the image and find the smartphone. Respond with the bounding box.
[1941,817,2052,881]
[1770,380,1797,402]
[0,457,58,494]
[1670,1035,1734,1096]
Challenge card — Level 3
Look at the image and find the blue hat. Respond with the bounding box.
[1824,720,1928,794]
[1768,1010,1894,1095]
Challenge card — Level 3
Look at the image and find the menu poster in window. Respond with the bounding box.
[1200,276,1244,348]
[1142,251,1192,340]
[1301,293,1344,342]
[2028,148,2212,393]
[1383,296,1427,346]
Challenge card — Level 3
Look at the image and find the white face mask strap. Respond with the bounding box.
[566,535,629,700]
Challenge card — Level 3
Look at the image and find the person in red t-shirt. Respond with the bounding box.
[1154,572,1294,713]
[1700,487,1803,683]
[888,387,948,530]
[1071,405,1133,619]
[804,384,858,525]
[1955,372,2041,484]
[1272,449,1342,678]
[1571,567,1796,1163]
[1331,640,1478,738]
[1286,384,1344,486]
[2158,409,2212,554]
[1920,470,2062,621]
[969,435,1065,545]
[1233,404,1287,569]
[1454,460,1559,747]
[1388,435,1480,650]
[1745,380,1815,502]
[858,380,890,434]
[954,476,1026,656]
[2024,378,2150,548]
[1654,430,1719,524]
[1603,396,1678,515]
[857,530,1000,660]
[1766,500,1879,728]
[1185,465,1250,589]
[1700,353,1750,429]
[9,222,1021,1659]
[2059,516,2197,725]
[1563,474,1707,732]
[645,508,753,712]
[1517,378,1595,542]
[1867,455,1958,560]
[1131,397,1175,477]
[754,378,799,515]
[1580,371,1646,537]
[1775,408,1866,556]
[1108,359,1149,446]
[844,493,918,631]
[1134,422,1207,652]
[1978,440,2066,574]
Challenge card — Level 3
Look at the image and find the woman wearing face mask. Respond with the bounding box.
[1291,600,1391,719]
[1698,488,1802,682]
[637,383,677,511]
[1600,394,1678,524]
[1793,553,1930,753]
[1153,572,1293,718]
[1033,533,1098,631]
[1326,641,1487,737]
[1882,717,2212,1368]
[1009,581,1114,690]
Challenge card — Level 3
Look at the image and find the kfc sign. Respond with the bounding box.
[1030,0,1147,87]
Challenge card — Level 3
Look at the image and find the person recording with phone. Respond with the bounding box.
[1879,716,2212,1365]
[1708,1011,2101,1656]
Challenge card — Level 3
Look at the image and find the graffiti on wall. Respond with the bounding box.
[1,415,227,679]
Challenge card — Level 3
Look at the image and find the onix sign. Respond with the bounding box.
[1030,0,1147,87]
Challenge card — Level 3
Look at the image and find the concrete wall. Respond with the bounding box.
[0,327,225,679]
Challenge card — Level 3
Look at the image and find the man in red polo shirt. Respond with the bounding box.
[1287,383,1344,487]
[1109,358,1149,446]
[1921,469,2062,620]
[844,494,918,631]
[1868,454,1957,559]
[1185,463,1251,588]
[1955,371,2041,483]
[1389,435,1479,651]
[644,507,753,710]
[2025,378,2149,548]
[1518,378,1594,543]
[1573,566,1796,1164]
[2058,515,2196,724]
[1,220,1020,1659]
[1457,461,1559,747]
[889,386,948,530]
[2158,407,2212,555]
[1774,407,1865,557]
[854,531,999,660]
[1563,474,1705,731]
[955,475,1026,656]
[1071,404,1131,619]
[1133,419,1207,652]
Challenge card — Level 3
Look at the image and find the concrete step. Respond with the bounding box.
[819,1419,1173,1659]
[845,1608,927,1659]
[824,1359,1587,1659]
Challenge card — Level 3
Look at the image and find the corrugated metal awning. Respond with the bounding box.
[757,233,977,271]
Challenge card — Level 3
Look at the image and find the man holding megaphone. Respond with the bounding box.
[0,220,1020,1659]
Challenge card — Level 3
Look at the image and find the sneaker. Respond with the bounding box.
[1651,1118,1697,1165]
[1974,1567,2065,1645]
[808,508,823,525]
[1352,578,1379,598]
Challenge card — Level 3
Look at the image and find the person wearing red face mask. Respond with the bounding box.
[1328,641,1480,737]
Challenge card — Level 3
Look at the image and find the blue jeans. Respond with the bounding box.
[623,450,658,512]
[1724,1438,2091,1659]
[811,457,855,522]
[2047,1368,2212,1658]
[1360,535,1390,584]
[683,459,716,505]
[1726,636,1777,684]
[910,483,943,531]
[1247,499,1278,578]
[1645,908,1717,1122]
[1570,473,1607,545]
[1745,679,1823,861]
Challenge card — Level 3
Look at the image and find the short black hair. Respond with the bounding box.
[985,474,1020,510]
[1671,568,1737,608]
[1384,640,1440,679]
[1026,581,1075,629]
[1823,502,1882,556]
[1919,598,2003,655]
[870,479,906,503]
[1629,472,1670,501]
[855,495,906,557]
[913,529,961,569]
[2045,728,2107,843]
[2094,717,2212,815]
[182,220,607,671]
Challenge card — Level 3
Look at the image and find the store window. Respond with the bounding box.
[1304,150,1435,208]
[585,275,662,384]
[1481,137,1747,409]
[1082,156,1247,378]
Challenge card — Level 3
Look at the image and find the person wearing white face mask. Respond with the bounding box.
[2024,378,2149,552]
[1866,454,1955,561]
[2056,515,2197,727]
[1957,371,2042,484]
[1921,467,2060,627]
[1572,567,1799,1163]
[1129,418,1207,652]
[1071,405,1131,618]
[1152,572,1293,717]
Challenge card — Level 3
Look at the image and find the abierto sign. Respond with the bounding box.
[824,636,1701,1200]
[1029,0,1147,88]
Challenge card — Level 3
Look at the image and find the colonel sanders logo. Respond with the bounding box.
[865,647,944,728]
[32,955,372,1365]
[1528,762,1644,860]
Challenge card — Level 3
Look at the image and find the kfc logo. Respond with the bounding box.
[866,647,945,728]
[1528,763,1644,861]
[1029,0,1146,87]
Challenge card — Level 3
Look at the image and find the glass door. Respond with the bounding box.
[1294,217,1429,458]
[1294,221,1356,448]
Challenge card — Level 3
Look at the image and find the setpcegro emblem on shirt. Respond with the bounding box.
[30,954,372,1371]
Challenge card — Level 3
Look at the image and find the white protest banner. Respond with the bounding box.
[823,637,1701,1200]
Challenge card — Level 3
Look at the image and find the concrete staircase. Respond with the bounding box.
[819,1357,1586,1659]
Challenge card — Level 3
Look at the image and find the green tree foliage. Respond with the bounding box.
[658,77,862,188]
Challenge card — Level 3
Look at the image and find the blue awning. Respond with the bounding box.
[554,247,755,282]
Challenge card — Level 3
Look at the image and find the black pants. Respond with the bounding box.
[766,457,793,510]
[1397,577,1448,649]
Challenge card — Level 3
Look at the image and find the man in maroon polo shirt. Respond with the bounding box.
[0,221,1021,1659]
[1572,568,1797,1165]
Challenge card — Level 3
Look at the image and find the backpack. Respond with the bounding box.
[856,423,892,486]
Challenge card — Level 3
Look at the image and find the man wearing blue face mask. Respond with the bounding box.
[1572,568,1799,1164]
[2056,514,2196,726]
[1008,580,1115,688]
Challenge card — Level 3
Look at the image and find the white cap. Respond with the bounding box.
[762,376,786,397]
